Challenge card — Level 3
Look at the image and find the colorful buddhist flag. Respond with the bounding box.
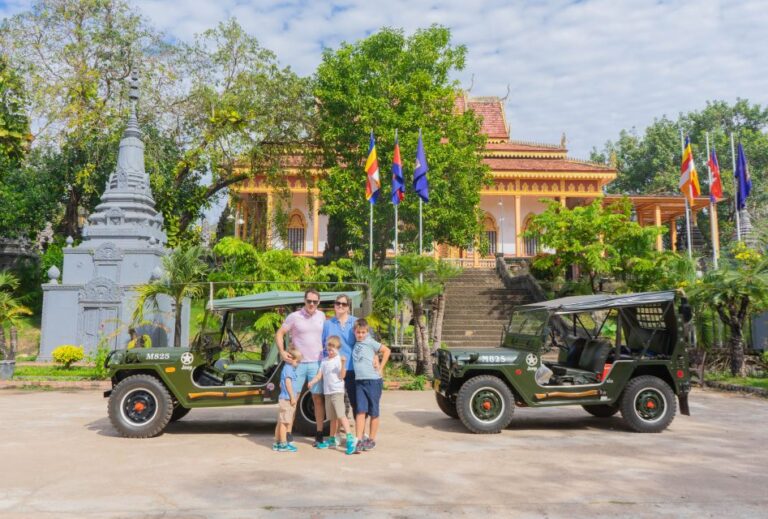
[413,130,429,202]
[391,134,405,205]
[735,142,751,210]
[679,135,701,203]
[365,131,380,204]
[707,148,723,203]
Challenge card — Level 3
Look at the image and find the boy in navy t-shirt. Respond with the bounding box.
[352,319,390,453]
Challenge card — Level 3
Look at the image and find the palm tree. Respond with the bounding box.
[401,278,441,376]
[429,260,462,351]
[133,246,209,348]
[0,272,32,361]
[689,254,768,376]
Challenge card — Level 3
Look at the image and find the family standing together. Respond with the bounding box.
[273,290,391,454]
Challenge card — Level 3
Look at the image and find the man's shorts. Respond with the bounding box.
[355,379,383,418]
[294,361,323,394]
[278,399,296,424]
[324,392,345,421]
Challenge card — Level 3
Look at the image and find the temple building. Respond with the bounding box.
[231,95,716,265]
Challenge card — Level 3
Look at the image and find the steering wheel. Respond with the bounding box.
[225,329,244,354]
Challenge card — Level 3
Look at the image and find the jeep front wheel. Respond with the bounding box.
[456,376,515,434]
[108,375,174,438]
[620,376,676,433]
[582,404,619,418]
[435,392,459,419]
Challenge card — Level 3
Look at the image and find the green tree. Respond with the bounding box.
[314,26,489,265]
[0,54,30,169]
[429,259,462,349]
[133,246,209,348]
[689,244,768,376]
[0,272,33,361]
[524,199,661,293]
[591,99,768,245]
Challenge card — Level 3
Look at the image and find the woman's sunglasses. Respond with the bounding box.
[334,301,349,307]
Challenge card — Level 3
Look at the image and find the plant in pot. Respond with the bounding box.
[0,272,32,380]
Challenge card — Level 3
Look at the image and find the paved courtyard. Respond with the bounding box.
[0,388,766,518]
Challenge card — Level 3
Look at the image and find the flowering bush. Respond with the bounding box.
[52,345,84,369]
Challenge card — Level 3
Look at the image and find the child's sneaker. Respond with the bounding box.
[326,437,337,448]
[354,441,364,454]
[362,438,376,451]
[345,434,356,455]
[313,440,329,449]
[277,443,297,453]
[272,442,279,451]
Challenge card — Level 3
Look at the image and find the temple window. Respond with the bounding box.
[523,214,539,256]
[483,213,498,256]
[287,210,306,253]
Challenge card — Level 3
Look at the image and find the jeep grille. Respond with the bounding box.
[436,349,452,388]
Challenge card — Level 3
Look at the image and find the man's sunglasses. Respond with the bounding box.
[334,301,349,307]
[305,299,320,305]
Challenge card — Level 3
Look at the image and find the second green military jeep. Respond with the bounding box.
[434,290,693,434]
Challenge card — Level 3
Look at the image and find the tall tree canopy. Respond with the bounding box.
[0,53,30,169]
[314,26,489,264]
[591,99,768,244]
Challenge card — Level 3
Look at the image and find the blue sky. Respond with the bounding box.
[2,0,766,159]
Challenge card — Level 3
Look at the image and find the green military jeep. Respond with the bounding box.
[433,290,693,434]
[104,290,361,438]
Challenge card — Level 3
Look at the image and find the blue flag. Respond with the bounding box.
[413,131,429,202]
[391,135,405,205]
[735,142,751,210]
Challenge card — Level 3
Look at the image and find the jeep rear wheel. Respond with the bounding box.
[292,390,330,436]
[582,404,619,418]
[435,392,459,419]
[456,375,514,434]
[108,374,173,438]
[620,376,676,433]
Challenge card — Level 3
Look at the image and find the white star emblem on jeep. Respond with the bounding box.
[181,352,194,365]
[525,353,538,366]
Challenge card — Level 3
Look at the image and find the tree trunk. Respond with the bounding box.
[413,303,425,374]
[429,298,439,345]
[418,311,433,378]
[0,329,7,359]
[728,327,746,377]
[174,298,183,348]
[431,294,446,352]
[10,327,17,357]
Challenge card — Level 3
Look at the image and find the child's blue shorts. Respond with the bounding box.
[355,379,383,418]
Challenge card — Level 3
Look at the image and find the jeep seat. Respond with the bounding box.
[550,339,612,384]
[223,342,281,377]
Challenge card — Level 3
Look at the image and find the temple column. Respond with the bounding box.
[312,191,320,256]
[266,189,274,247]
[514,195,522,257]
[670,218,677,252]
[473,237,479,268]
[236,200,244,239]
[560,196,567,208]
[655,205,663,252]
[433,242,439,259]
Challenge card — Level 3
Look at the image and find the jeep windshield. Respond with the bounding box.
[502,309,548,350]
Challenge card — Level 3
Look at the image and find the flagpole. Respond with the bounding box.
[369,202,373,269]
[730,132,741,242]
[705,132,718,268]
[394,129,399,349]
[680,130,693,259]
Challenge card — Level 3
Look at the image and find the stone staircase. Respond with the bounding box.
[441,268,534,348]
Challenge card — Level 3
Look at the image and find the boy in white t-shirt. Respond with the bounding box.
[307,335,356,455]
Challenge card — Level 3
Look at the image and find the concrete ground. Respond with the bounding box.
[0,388,766,519]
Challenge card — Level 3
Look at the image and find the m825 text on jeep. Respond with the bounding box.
[434,290,693,434]
[103,290,362,438]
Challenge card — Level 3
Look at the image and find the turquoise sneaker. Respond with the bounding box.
[326,437,337,448]
[272,442,279,451]
[313,440,329,449]
[278,443,297,453]
[345,434,356,455]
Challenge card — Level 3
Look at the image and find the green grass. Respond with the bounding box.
[12,365,106,381]
[705,373,768,390]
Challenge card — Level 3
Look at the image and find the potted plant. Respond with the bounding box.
[0,272,32,380]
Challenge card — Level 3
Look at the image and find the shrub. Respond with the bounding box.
[52,345,84,369]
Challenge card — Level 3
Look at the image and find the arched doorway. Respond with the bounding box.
[523,214,539,257]
[482,212,498,256]
[287,210,307,253]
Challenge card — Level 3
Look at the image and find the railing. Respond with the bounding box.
[439,257,496,269]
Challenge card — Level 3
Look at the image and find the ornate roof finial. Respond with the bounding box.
[129,70,139,105]
[124,70,141,139]
[560,132,567,149]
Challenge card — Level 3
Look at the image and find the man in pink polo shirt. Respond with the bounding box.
[275,288,327,447]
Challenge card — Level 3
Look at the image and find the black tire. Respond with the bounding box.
[170,404,191,422]
[582,404,619,418]
[293,390,330,436]
[435,392,459,419]
[107,374,174,438]
[620,376,676,433]
[456,375,515,434]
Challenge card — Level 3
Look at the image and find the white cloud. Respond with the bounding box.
[3,0,767,159]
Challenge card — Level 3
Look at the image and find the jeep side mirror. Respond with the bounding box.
[679,299,693,323]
